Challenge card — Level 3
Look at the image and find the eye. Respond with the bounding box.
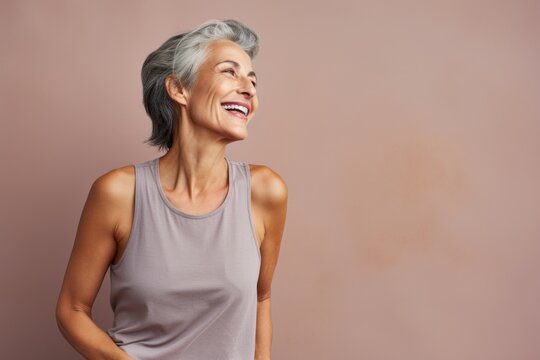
[251,80,257,88]
[223,68,236,76]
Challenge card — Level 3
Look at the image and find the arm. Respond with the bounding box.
[255,297,272,360]
[55,169,135,360]
[252,166,288,360]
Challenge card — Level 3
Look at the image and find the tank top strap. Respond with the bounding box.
[108,159,152,271]
[228,159,261,261]
[243,161,261,260]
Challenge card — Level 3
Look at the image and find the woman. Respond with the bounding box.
[56,19,288,360]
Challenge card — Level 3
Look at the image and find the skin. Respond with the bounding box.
[55,39,288,360]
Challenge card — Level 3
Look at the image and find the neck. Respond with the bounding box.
[158,145,228,200]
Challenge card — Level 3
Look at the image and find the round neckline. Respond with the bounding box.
[153,156,233,219]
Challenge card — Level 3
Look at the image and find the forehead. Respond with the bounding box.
[204,39,253,68]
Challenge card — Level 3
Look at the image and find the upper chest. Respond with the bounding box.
[113,163,266,265]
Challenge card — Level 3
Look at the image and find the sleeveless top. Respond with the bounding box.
[106,157,261,360]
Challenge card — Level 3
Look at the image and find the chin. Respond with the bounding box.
[227,127,249,141]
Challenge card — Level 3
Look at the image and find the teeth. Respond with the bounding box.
[222,104,248,116]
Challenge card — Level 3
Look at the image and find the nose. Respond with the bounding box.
[237,75,256,98]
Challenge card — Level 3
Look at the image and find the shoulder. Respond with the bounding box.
[86,164,135,218]
[248,163,288,209]
[91,164,135,200]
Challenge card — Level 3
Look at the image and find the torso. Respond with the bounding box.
[111,163,265,266]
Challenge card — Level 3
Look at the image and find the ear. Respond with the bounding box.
[165,74,189,106]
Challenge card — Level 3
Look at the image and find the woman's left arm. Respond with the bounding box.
[252,167,288,360]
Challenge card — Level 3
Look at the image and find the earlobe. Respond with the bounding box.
[165,75,188,106]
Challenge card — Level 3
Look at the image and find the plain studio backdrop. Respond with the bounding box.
[1,1,539,359]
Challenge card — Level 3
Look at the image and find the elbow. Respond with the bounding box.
[257,283,272,302]
[55,297,66,324]
[257,290,271,302]
[55,297,88,333]
[55,309,70,339]
[55,299,71,334]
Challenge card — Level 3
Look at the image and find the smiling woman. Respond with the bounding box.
[55,19,288,360]
[142,20,260,152]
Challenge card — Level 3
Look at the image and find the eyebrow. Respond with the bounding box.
[215,60,257,81]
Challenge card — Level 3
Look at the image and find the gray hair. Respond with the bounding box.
[141,19,260,152]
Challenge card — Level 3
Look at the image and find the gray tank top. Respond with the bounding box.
[106,157,261,360]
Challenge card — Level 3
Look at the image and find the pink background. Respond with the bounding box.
[1,0,540,359]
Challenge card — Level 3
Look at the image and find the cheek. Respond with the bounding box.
[185,79,231,118]
[252,98,260,113]
[213,80,232,96]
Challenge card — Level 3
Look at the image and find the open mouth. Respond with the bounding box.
[221,103,249,119]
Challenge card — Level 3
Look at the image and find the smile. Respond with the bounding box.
[221,102,250,117]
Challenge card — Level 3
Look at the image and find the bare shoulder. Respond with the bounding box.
[248,163,288,301]
[86,164,136,242]
[91,164,135,203]
[248,163,288,208]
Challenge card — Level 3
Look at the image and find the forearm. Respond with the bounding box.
[255,297,272,360]
[56,309,133,360]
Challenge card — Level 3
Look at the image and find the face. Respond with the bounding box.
[173,39,258,140]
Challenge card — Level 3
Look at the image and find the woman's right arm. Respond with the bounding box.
[55,170,134,360]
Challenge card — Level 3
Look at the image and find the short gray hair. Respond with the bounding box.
[141,19,260,152]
